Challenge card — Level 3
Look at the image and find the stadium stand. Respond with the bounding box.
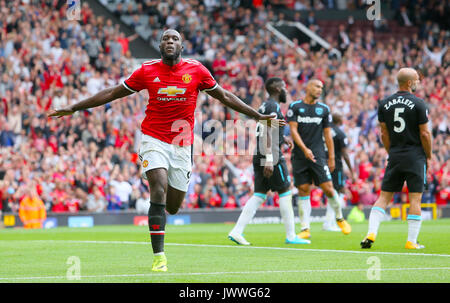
[0,0,448,216]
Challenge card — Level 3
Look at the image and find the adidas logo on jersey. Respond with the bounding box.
[153,77,161,82]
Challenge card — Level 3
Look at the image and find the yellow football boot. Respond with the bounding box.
[152,254,168,272]
[297,229,311,239]
[337,219,352,235]
[405,241,425,249]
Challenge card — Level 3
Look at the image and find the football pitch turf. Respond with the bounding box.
[0,220,449,283]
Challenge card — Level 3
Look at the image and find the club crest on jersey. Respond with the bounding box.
[182,74,192,84]
[158,86,186,96]
[315,107,323,115]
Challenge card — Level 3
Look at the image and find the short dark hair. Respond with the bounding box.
[265,77,283,94]
[160,29,182,42]
[332,113,343,124]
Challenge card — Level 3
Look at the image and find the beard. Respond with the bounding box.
[411,84,417,92]
[161,47,182,61]
[310,93,320,101]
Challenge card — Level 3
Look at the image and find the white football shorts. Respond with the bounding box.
[139,134,192,192]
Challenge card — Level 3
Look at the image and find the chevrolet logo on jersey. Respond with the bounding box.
[158,86,186,96]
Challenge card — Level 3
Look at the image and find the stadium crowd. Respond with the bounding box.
[0,0,448,218]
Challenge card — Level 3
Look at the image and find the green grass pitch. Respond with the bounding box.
[0,220,449,283]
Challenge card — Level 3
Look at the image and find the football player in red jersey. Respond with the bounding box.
[49,29,284,272]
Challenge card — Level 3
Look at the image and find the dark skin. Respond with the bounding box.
[258,80,293,196]
[48,29,285,214]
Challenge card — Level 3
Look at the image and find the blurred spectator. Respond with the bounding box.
[359,182,377,206]
[395,6,414,27]
[435,173,450,218]
[311,187,324,208]
[337,24,350,54]
[423,42,448,66]
[50,175,69,212]
[19,186,46,229]
[106,186,122,211]
[109,172,132,209]
[347,202,366,223]
[0,124,15,147]
[136,191,150,214]
[187,183,208,209]
[305,11,317,27]
[117,33,139,55]
[86,187,107,213]
[373,15,389,32]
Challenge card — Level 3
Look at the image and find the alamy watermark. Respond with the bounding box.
[66,0,81,21]
[66,256,81,280]
[171,113,282,166]
[366,0,382,21]
[366,256,381,280]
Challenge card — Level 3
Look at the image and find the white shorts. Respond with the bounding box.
[139,134,192,192]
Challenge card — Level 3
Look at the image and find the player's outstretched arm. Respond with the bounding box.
[48,84,134,117]
[205,85,285,127]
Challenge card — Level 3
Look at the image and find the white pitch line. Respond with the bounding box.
[13,240,450,258]
[0,267,449,281]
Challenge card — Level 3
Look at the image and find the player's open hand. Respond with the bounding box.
[259,113,287,128]
[303,148,316,163]
[48,107,75,118]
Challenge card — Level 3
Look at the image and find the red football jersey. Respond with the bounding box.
[123,58,217,146]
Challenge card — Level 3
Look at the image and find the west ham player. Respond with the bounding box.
[361,68,432,250]
[48,29,283,272]
[323,113,355,231]
[287,79,351,240]
[228,78,310,246]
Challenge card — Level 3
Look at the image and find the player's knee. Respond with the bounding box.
[322,184,335,197]
[298,185,310,196]
[150,185,167,203]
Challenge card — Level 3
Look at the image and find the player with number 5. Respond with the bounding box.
[361,68,432,249]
